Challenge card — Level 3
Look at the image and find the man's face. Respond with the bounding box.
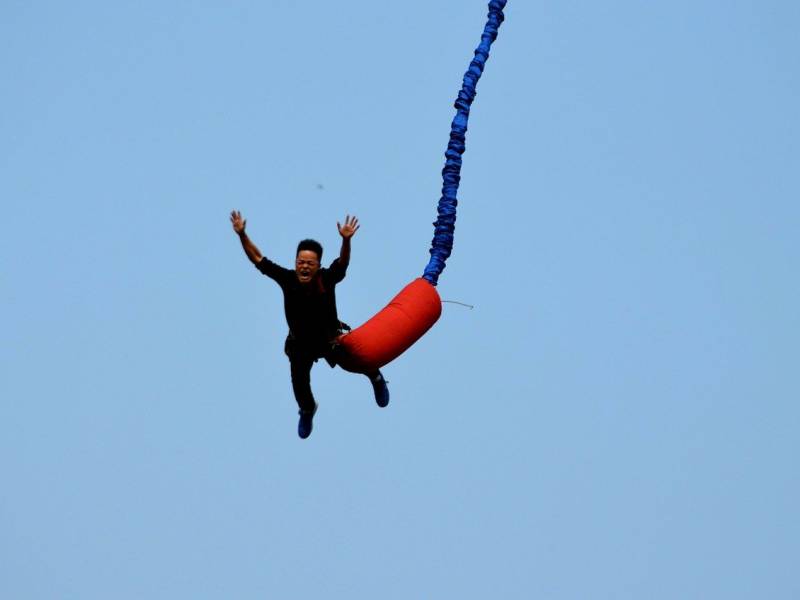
[295,250,321,284]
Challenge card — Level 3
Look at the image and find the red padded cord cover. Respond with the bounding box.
[336,278,442,373]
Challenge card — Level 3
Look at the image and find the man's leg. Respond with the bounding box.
[327,343,390,409]
[289,355,316,413]
[366,370,390,408]
[288,354,318,439]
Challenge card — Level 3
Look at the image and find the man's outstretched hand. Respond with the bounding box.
[230,210,246,235]
[337,215,360,239]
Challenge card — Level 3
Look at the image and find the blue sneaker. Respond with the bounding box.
[370,372,390,408]
[298,403,318,439]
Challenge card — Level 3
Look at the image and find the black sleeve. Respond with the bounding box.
[255,257,293,283]
[326,257,348,284]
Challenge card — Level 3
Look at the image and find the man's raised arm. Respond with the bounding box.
[230,210,263,265]
[336,215,360,266]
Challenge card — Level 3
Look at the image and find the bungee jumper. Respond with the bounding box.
[230,211,389,439]
[231,0,507,438]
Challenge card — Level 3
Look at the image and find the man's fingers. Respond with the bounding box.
[230,209,245,231]
[337,215,360,236]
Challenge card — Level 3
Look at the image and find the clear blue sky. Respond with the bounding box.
[2,1,799,598]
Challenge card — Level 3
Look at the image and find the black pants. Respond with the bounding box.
[288,353,320,413]
[285,336,377,413]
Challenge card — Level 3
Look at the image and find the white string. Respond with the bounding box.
[441,300,474,310]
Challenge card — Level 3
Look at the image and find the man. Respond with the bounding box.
[230,210,389,439]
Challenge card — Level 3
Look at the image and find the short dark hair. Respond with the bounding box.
[296,239,323,261]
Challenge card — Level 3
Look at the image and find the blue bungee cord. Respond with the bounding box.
[423,0,508,286]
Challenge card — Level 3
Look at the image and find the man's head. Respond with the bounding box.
[295,239,323,284]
